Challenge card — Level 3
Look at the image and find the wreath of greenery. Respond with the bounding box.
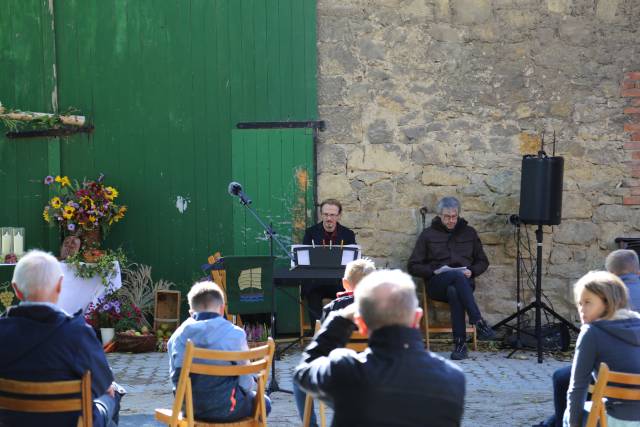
[64,249,127,288]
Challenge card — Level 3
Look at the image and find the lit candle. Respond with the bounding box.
[1,231,11,255]
[13,231,24,255]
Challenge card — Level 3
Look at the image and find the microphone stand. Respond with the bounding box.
[232,192,294,395]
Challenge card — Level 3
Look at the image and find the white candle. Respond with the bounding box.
[13,232,24,255]
[1,232,11,254]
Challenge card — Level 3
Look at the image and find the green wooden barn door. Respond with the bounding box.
[231,128,315,332]
[0,1,60,258]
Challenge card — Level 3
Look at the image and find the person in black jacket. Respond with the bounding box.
[408,197,495,360]
[0,250,123,427]
[294,269,466,427]
[293,258,376,427]
[302,199,357,326]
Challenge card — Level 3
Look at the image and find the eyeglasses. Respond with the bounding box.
[442,214,458,221]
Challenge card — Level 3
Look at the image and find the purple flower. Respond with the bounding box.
[71,202,79,209]
[67,223,76,231]
[44,176,54,185]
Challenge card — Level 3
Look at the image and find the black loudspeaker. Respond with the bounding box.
[519,155,564,225]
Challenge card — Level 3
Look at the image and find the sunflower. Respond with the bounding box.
[43,207,50,223]
[50,197,62,209]
[104,186,119,201]
[62,206,76,220]
[88,215,97,223]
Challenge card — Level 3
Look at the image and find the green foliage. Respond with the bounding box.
[65,249,127,288]
[0,104,82,132]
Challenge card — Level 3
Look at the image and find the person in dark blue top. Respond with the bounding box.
[302,199,357,327]
[0,250,123,427]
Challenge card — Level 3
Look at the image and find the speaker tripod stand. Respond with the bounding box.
[493,225,579,363]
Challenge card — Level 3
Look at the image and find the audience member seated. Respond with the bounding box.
[0,250,123,427]
[606,249,640,311]
[294,269,466,427]
[293,258,376,427]
[167,281,271,422]
[564,271,640,426]
[408,196,495,360]
[537,250,640,427]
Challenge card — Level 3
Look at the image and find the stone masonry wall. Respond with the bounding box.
[315,0,640,323]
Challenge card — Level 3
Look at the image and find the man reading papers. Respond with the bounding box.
[408,196,495,360]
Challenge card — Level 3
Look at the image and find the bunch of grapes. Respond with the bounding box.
[0,291,15,310]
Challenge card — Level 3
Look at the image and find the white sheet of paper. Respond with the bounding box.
[434,265,468,275]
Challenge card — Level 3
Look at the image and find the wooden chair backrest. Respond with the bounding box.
[0,371,93,427]
[586,363,640,427]
[168,338,275,427]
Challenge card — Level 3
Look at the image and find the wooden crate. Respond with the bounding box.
[154,290,181,332]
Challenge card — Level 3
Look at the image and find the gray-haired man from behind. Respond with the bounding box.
[606,249,640,310]
[0,250,122,427]
[294,269,465,427]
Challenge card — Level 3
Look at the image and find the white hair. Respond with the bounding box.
[12,250,63,298]
[354,269,418,331]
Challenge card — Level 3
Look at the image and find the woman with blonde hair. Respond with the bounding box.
[564,271,640,427]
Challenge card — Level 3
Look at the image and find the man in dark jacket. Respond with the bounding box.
[293,258,376,427]
[408,196,495,360]
[0,250,122,427]
[302,199,357,326]
[294,269,466,427]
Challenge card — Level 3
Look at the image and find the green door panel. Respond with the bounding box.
[231,128,315,332]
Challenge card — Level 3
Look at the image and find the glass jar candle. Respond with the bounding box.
[1,228,12,256]
[13,227,25,256]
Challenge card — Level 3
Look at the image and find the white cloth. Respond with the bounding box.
[57,261,121,314]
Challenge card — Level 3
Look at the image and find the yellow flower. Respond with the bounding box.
[118,206,127,215]
[50,197,62,209]
[104,186,119,201]
[55,176,61,183]
[80,196,95,209]
[59,176,71,187]
[43,207,50,223]
[89,215,96,223]
[62,206,76,220]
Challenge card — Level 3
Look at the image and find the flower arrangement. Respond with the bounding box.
[65,249,127,288]
[85,293,144,331]
[43,174,126,237]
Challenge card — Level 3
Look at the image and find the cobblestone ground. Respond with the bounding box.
[111,345,567,427]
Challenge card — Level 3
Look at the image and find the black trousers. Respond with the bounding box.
[304,284,342,327]
[428,270,482,340]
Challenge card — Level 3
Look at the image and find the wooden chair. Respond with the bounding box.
[0,371,93,427]
[421,280,477,351]
[155,338,275,427]
[302,320,368,427]
[586,362,640,427]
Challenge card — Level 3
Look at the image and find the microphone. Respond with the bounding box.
[227,181,252,205]
[228,181,242,196]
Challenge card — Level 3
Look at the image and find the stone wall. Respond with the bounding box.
[315,0,640,323]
